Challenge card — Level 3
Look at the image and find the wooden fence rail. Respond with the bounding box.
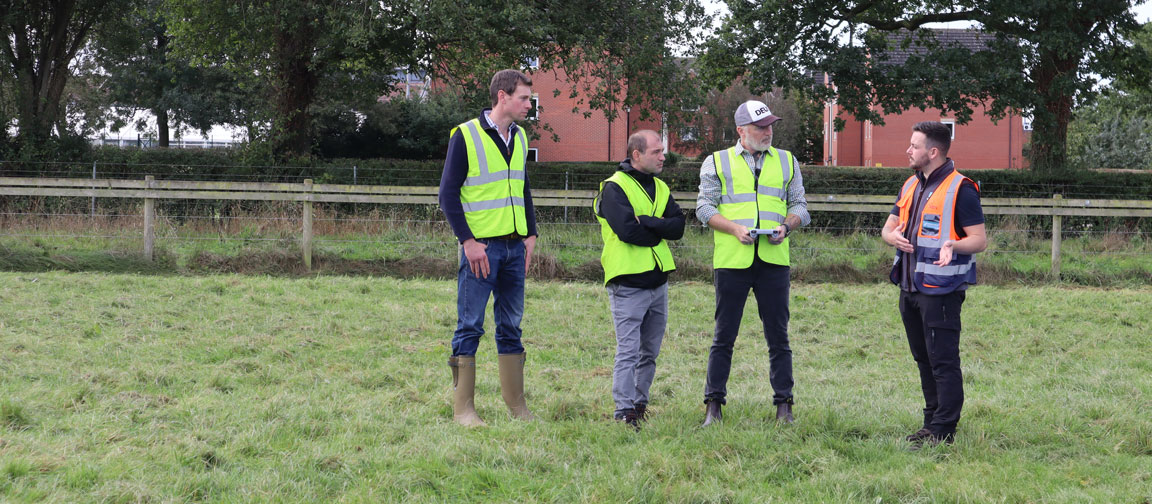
[2,177,1150,274]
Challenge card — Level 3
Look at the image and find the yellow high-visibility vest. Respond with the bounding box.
[594,171,676,285]
[712,146,793,268]
[450,118,528,238]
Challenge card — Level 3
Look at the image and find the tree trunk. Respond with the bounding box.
[3,0,103,150]
[1029,51,1078,172]
[156,108,170,147]
[271,16,319,160]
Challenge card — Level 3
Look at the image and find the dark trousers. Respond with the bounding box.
[899,289,965,437]
[704,261,793,405]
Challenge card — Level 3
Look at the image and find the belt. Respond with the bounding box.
[479,233,523,241]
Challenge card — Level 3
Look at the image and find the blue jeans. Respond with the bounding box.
[451,238,526,356]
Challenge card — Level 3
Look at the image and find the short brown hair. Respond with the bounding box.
[627,130,659,159]
[912,121,952,155]
[490,69,532,106]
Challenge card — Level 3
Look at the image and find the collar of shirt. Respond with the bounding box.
[482,109,517,147]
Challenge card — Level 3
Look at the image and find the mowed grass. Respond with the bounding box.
[1,272,1150,503]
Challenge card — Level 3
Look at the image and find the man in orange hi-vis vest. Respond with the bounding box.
[882,121,987,449]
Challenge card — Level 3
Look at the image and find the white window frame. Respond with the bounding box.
[526,95,539,121]
[526,148,538,162]
[1022,115,1033,131]
[941,119,956,139]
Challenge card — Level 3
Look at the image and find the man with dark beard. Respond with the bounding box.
[881,121,986,448]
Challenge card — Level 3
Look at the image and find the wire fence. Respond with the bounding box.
[0,168,1148,283]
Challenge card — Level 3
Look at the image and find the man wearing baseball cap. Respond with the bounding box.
[696,100,810,426]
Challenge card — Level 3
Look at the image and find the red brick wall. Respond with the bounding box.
[868,108,1026,170]
[528,69,635,162]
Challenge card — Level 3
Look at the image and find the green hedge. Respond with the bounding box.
[5,148,1150,200]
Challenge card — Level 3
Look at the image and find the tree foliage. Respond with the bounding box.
[672,83,823,164]
[411,0,709,130]
[93,0,241,147]
[1,0,124,155]
[163,0,416,160]
[702,0,1152,172]
[1068,22,1152,170]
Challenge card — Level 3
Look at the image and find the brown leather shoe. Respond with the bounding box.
[702,400,722,427]
[775,402,794,424]
[905,428,932,443]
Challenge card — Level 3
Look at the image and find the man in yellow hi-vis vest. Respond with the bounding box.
[594,130,685,429]
[696,100,811,427]
[438,69,538,427]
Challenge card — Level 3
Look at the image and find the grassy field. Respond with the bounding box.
[2,272,1150,502]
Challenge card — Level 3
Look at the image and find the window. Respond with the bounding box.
[941,120,956,139]
[1022,115,1033,131]
[680,127,699,141]
[526,148,538,162]
[523,56,540,69]
[527,95,539,121]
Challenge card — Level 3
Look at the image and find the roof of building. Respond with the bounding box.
[877,27,999,66]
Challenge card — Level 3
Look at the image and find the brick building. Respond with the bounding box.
[525,65,664,163]
[822,29,1031,170]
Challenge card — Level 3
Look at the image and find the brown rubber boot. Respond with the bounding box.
[497,352,535,420]
[448,356,486,427]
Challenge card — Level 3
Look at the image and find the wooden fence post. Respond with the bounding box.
[1051,194,1062,279]
[303,179,313,271]
[144,175,155,262]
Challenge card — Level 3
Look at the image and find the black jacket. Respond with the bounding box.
[596,159,686,288]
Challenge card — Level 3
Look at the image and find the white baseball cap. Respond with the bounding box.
[734,100,781,127]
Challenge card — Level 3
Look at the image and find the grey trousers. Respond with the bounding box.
[606,283,669,415]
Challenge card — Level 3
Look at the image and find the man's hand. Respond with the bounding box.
[767,225,787,245]
[935,240,954,266]
[462,239,489,278]
[733,225,754,245]
[882,216,914,253]
[524,235,537,275]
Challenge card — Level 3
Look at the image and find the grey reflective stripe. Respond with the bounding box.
[939,175,964,241]
[900,177,918,199]
[463,171,506,186]
[778,149,792,188]
[463,120,489,176]
[516,129,528,165]
[721,193,756,204]
[718,149,755,206]
[756,184,785,199]
[758,211,785,223]
[919,235,944,248]
[462,167,523,186]
[916,262,973,276]
[461,197,525,212]
[717,149,735,196]
[731,218,756,227]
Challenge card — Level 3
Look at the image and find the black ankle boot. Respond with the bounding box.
[702,400,722,427]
